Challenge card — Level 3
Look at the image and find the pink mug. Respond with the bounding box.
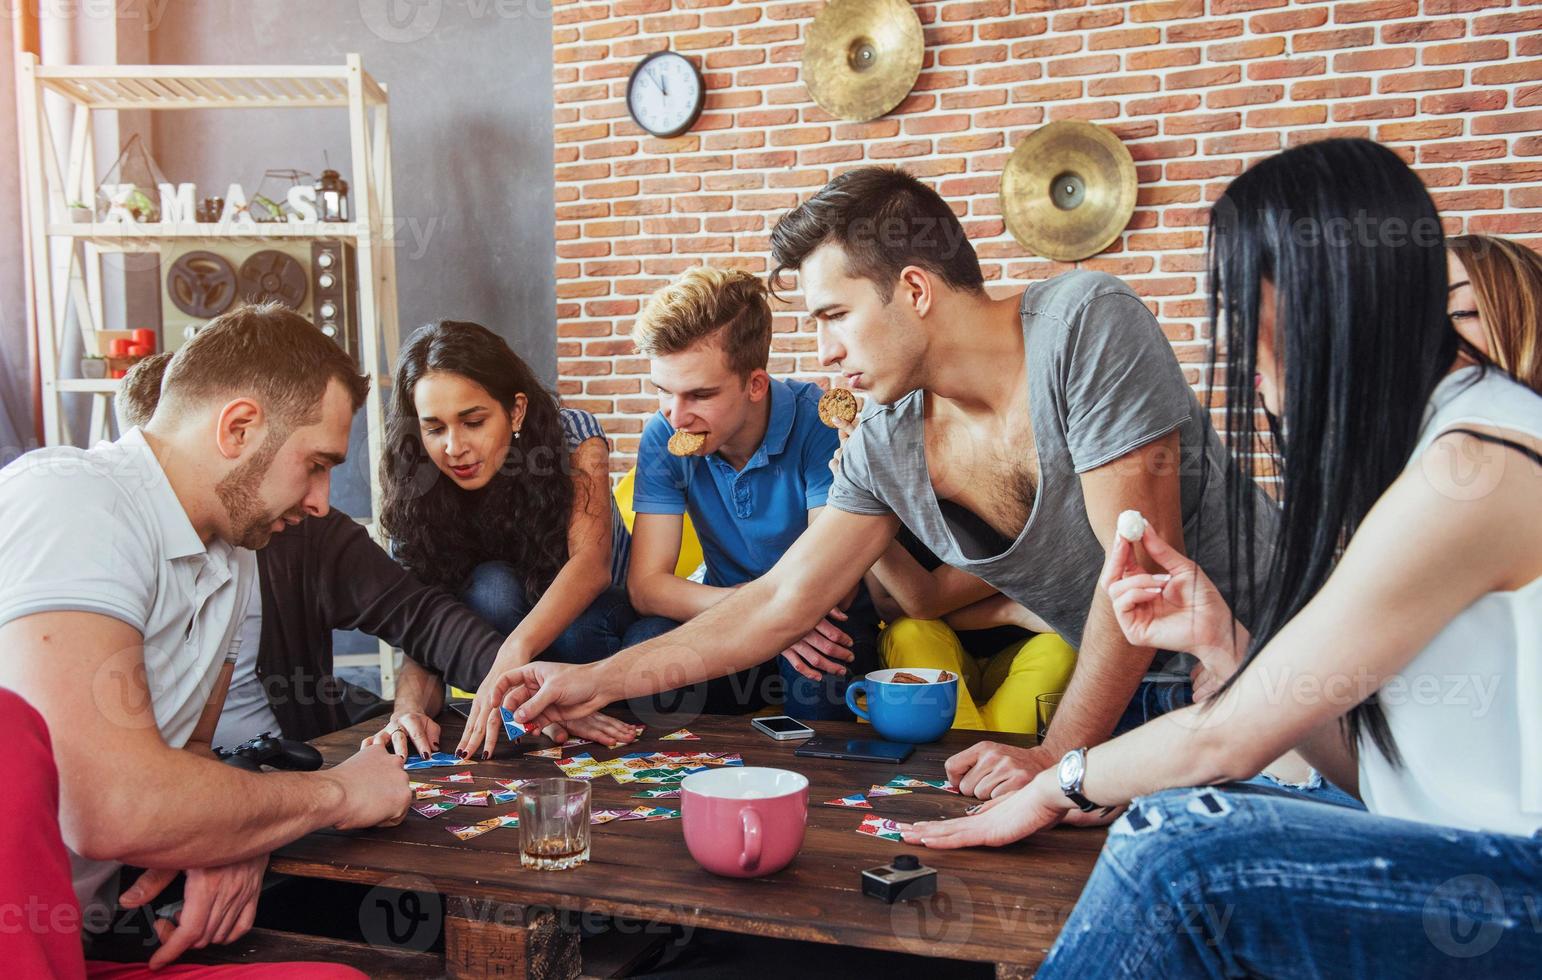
[680,767,809,878]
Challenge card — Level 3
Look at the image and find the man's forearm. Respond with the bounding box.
[392,656,444,717]
[596,576,817,703]
[632,571,735,622]
[1039,598,1155,757]
[71,752,346,869]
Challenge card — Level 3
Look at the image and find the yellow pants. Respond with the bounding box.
[878,618,1077,734]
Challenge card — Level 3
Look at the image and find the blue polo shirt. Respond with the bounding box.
[632,378,839,588]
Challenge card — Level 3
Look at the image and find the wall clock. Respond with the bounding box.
[626,51,705,139]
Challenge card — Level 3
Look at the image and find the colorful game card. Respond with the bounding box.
[412,801,458,820]
[867,784,912,797]
[590,809,629,825]
[445,823,495,841]
[448,790,491,807]
[499,707,526,742]
[496,778,532,793]
[492,790,519,805]
[630,806,681,821]
[660,729,700,741]
[493,814,520,829]
[632,788,681,799]
[823,793,873,809]
[886,775,958,794]
[410,782,444,800]
[525,746,564,759]
[856,815,905,842]
[433,771,475,784]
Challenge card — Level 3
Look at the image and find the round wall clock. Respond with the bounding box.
[626,51,705,139]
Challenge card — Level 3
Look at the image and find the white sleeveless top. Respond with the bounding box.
[1356,367,1542,837]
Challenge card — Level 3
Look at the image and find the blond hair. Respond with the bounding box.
[631,267,772,377]
[1449,235,1542,395]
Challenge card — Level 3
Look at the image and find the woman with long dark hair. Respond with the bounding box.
[898,140,1542,974]
[379,320,637,757]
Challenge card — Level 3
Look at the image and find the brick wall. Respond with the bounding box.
[552,0,1542,475]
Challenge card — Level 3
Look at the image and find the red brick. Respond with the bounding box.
[1247,106,1328,127]
[1382,20,1466,44]
[1048,101,1122,122]
[1422,91,1509,114]
[1423,0,1506,12]
[1212,0,1285,10]
[1291,78,1371,100]
[1012,36,1084,59]
[1522,35,1542,58]
[1128,0,1205,23]
[1469,213,1542,235]
[1430,189,1505,211]
[1128,48,1202,70]
[1474,12,1542,35]
[941,0,1011,21]
[1204,132,1281,154]
[1473,110,1542,135]
[1208,38,1285,61]
[980,18,1048,40]
[1206,84,1283,108]
[1249,8,1326,33]
[1089,27,1161,50]
[979,107,1049,128]
[867,140,932,160]
[1246,57,1326,80]
[1129,95,1203,115]
[1048,53,1122,76]
[1089,76,1160,97]
[924,26,975,47]
[1335,0,1418,23]
[1511,187,1542,208]
[1166,66,1242,90]
[1165,112,1242,135]
[1168,20,1244,43]
[1013,81,1084,102]
[1378,120,1464,141]
[1423,40,1510,65]
[1052,7,1125,31]
[941,89,1012,109]
[1332,99,1415,122]
[939,45,1009,66]
[769,127,830,146]
[1125,139,1197,162]
[1340,56,1425,83]
[1420,139,1510,163]
[1296,28,1377,52]
[834,120,898,140]
[1517,136,1542,157]
[1471,161,1542,183]
[1474,62,1542,85]
[1378,70,1466,93]
[1521,85,1542,108]
[938,133,1005,153]
[904,114,972,135]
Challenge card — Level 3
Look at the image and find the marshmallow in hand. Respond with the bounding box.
[1116,509,1147,543]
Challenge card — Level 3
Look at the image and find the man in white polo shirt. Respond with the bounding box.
[0,304,410,969]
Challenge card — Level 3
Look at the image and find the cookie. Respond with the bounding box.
[817,387,858,428]
[666,429,706,457]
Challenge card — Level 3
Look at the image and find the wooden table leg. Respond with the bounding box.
[445,896,580,980]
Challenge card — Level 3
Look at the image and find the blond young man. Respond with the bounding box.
[622,266,880,719]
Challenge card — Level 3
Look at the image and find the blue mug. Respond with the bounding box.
[844,668,958,744]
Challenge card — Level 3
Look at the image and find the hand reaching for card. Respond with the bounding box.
[120,853,269,968]
[899,774,1120,850]
[544,712,642,749]
[945,740,1058,800]
[361,709,440,758]
[498,660,611,733]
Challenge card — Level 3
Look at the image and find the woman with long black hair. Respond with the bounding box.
[899,139,1542,974]
[379,320,638,757]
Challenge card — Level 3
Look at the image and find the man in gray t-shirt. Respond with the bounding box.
[500,168,1274,801]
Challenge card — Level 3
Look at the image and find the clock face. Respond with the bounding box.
[627,51,705,139]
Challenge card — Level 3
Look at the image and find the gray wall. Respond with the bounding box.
[0,0,557,473]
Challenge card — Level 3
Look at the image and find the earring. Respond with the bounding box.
[514,430,521,440]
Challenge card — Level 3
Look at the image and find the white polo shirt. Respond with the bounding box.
[0,428,252,913]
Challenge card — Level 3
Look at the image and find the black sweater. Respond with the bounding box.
[254,510,501,741]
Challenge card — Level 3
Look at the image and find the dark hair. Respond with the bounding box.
[1206,139,1462,767]
[160,302,369,427]
[768,166,985,302]
[117,351,173,429]
[379,320,576,596]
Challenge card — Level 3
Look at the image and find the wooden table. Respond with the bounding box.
[271,714,1105,979]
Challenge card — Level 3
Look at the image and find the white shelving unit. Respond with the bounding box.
[16,54,403,693]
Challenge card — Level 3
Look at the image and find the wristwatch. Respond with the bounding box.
[1056,747,1102,813]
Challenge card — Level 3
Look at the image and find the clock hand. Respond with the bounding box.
[653,67,667,97]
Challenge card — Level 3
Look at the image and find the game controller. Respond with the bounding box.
[216,732,324,772]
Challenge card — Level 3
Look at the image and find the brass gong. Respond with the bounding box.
[1001,121,1138,262]
[802,0,924,123]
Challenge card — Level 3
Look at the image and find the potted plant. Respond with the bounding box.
[80,355,107,379]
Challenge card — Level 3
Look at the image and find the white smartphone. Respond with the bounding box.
[751,715,815,741]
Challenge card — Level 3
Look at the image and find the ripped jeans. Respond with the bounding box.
[1039,782,1542,979]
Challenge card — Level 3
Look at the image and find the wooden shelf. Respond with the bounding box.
[48,221,371,246]
[53,378,121,393]
[34,64,386,110]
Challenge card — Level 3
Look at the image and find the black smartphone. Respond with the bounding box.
[794,735,913,764]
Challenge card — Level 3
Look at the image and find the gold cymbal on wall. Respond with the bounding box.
[801,0,924,123]
[1001,121,1138,262]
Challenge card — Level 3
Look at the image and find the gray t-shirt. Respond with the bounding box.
[830,270,1273,659]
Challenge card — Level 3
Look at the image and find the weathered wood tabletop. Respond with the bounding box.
[271,713,1105,979]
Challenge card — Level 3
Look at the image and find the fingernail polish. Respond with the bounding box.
[457,749,468,759]
[481,751,490,760]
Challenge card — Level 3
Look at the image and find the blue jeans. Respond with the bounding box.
[1040,783,1542,978]
[620,594,881,723]
[460,561,634,665]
